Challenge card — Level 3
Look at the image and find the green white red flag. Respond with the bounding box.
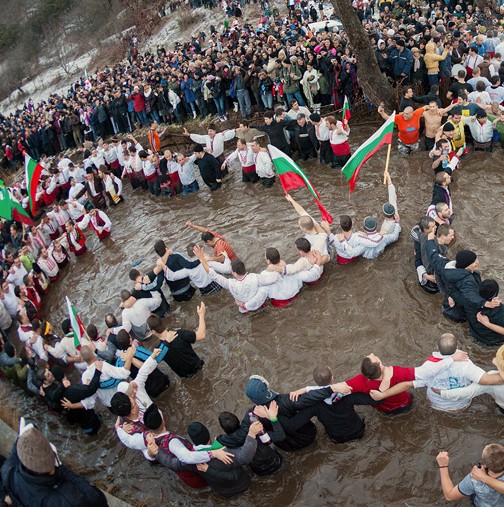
[267,144,333,223]
[0,181,34,225]
[24,154,44,215]
[341,112,395,192]
[342,96,351,121]
[66,296,86,351]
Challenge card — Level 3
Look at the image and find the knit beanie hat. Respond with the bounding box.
[309,113,321,122]
[443,122,455,132]
[363,216,377,232]
[143,403,163,430]
[187,422,211,446]
[456,250,477,269]
[17,428,55,475]
[479,279,499,300]
[245,375,278,405]
[382,203,395,217]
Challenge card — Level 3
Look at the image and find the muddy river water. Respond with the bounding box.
[1,124,504,506]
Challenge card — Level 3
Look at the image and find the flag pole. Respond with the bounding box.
[383,142,392,185]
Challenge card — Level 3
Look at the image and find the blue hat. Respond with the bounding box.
[245,375,278,405]
[382,203,395,217]
[363,216,377,232]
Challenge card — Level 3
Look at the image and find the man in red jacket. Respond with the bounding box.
[129,86,149,126]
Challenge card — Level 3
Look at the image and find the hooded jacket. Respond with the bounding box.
[423,41,449,75]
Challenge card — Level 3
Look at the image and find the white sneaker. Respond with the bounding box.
[223,114,228,120]
[193,111,197,119]
[233,103,239,112]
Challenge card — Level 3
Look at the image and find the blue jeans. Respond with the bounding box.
[427,74,439,86]
[261,93,273,109]
[236,89,251,117]
[147,179,161,196]
[182,180,200,195]
[213,95,226,116]
[285,90,306,107]
[136,109,149,126]
[149,110,161,123]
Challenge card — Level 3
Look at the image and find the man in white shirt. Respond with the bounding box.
[184,124,236,164]
[193,246,279,313]
[120,289,161,340]
[251,139,276,187]
[68,178,87,204]
[67,163,86,184]
[7,257,28,287]
[1,281,19,318]
[80,345,132,408]
[47,202,70,231]
[176,153,199,196]
[437,344,504,413]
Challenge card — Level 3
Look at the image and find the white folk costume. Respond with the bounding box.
[225,146,258,182]
[254,150,276,179]
[88,210,112,240]
[189,130,236,163]
[37,246,60,281]
[63,225,87,256]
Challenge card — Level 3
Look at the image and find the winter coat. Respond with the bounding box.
[110,94,128,116]
[1,440,108,507]
[130,92,146,112]
[389,47,414,78]
[95,104,108,123]
[181,78,197,103]
[442,261,485,324]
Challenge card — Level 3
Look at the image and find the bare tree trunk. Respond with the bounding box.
[329,0,396,111]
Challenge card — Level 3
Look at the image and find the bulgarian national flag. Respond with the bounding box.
[342,96,351,121]
[66,296,86,350]
[0,181,34,225]
[341,112,395,193]
[24,154,44,215]
[267,144,333,223]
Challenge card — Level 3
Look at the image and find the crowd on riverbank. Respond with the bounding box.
[2,0,504,505]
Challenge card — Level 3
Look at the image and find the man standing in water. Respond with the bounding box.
[193,145,223,191]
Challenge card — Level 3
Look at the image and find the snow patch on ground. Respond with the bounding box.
[0,3,262,115]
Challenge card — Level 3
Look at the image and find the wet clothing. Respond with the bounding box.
[346,368,415,413]
[297,391,380,443]
[157,436,257,497]
[165,253,200,301]
[469,306,504,346]
[160,329,204,378]
[218,388,332,452]
[194,153,223,191]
